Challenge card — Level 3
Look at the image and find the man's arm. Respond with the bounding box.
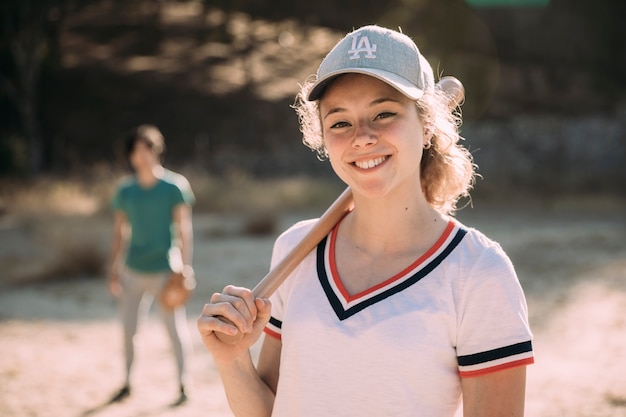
[462,366,527,417]
[173,203,193,269]
[108,210,128,296]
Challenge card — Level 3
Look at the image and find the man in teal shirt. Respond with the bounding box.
[108,125,194,405]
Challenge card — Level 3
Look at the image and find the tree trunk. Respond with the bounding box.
[17,94,43,173]
[11,30,46,174]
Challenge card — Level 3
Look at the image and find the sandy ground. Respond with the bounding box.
[1,201,626,417]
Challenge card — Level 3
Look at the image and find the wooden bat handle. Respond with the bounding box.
[215,77,464,344]
[215,187,354,344]
[252,186,354,298]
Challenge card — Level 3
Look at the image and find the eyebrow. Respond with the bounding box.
[322,97,402,120]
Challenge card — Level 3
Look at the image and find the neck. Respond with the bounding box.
[136,164,163,186]
[342,185,447,256]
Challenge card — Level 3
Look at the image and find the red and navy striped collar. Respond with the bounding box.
[317,220,467,321]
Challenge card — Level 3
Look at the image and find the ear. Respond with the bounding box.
[423,125,435,146]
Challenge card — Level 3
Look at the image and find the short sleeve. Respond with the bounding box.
[263,219,318,341]
[171,176,195,207]
[263,234,289,340]
[456,244,534,377]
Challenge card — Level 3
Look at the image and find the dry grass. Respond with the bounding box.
[0,214,111,287]
[22,243,105,285]
[1,171,344,219]
[187,171,345,213]
[0,176,113,218]
[4,173,622,289]
[0,172,344,286]
[241,213,278,236]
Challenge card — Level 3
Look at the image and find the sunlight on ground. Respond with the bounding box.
[1,194,625,416]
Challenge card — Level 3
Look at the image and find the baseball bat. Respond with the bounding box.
[215,76,465,344]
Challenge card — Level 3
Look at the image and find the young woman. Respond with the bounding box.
[197,25,534,417]
[109,125,195,405]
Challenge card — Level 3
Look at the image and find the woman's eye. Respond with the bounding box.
[330,121,351,129]
[375,112,397,120]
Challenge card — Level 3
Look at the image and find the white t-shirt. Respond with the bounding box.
[264,218,534,417]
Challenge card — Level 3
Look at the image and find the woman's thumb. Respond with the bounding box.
[254,298,272,326]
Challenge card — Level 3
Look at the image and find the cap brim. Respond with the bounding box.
[307,68,426,101]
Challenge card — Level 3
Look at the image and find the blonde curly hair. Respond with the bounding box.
[293,77,477,215]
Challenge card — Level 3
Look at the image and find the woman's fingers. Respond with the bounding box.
[200,286,259,336]
[197,308,239,336]
[252,298,272,332]
[220,285,258,322]
[197,291,272,352]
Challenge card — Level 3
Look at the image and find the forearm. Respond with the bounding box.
[197,290,276,416]
[216,352,275,417]
[107,213,127,295]
[179,220,193,267]
[109,234,123,269]
[109,214,127,270]
[174,205,193,267]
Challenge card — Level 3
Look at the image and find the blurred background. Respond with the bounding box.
[1,0,625,183]
[1,1,625,416]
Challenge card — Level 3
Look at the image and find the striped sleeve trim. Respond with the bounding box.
[458,340,534,378]
[263,316,282,340]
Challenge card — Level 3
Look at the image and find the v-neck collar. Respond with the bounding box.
[317,220,467,321]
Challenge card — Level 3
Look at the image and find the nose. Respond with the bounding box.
[352,121,377,148]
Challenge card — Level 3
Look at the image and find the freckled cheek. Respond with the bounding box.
[327,153,352,184]
[323,137,352,179]
[377,122,407,136]
[384,123,423,148]
[322,131,348,155]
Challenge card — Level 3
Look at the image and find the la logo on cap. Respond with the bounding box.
[348,34,377,60]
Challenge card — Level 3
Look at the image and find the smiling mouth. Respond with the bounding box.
[353,156,388,170]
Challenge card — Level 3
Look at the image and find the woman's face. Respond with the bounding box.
[319,74,427,199]
[129,140,158,172]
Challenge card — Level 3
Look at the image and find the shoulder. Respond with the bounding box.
[274,218,318,248]
[114,175,137,195]
[450,221,525,317]
[159,170,195,204]
[268,219,320,305]
[111,176,136,209]
[451,220,517,287]
[116,175,136,188]
[160,169,192,190]
[455,220,510,261]
[270,219,319,263]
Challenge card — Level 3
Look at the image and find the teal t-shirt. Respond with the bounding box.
[111,169,195,273]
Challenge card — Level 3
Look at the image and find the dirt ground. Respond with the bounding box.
[1,199,626,417]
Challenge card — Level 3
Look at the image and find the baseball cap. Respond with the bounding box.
[307,25,435,101]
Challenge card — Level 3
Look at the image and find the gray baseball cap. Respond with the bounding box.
[307,25,435,101]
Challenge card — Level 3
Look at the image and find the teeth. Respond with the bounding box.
[355,156,387,169]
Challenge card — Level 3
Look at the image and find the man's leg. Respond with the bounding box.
[111,268,147,401]
[155,274,193,404]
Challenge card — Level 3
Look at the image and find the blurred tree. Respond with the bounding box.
[466,0,549,5]
[0,0,170,174]
[0,0,65,173]
[0,0,624,178]
[560,0,626,91]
